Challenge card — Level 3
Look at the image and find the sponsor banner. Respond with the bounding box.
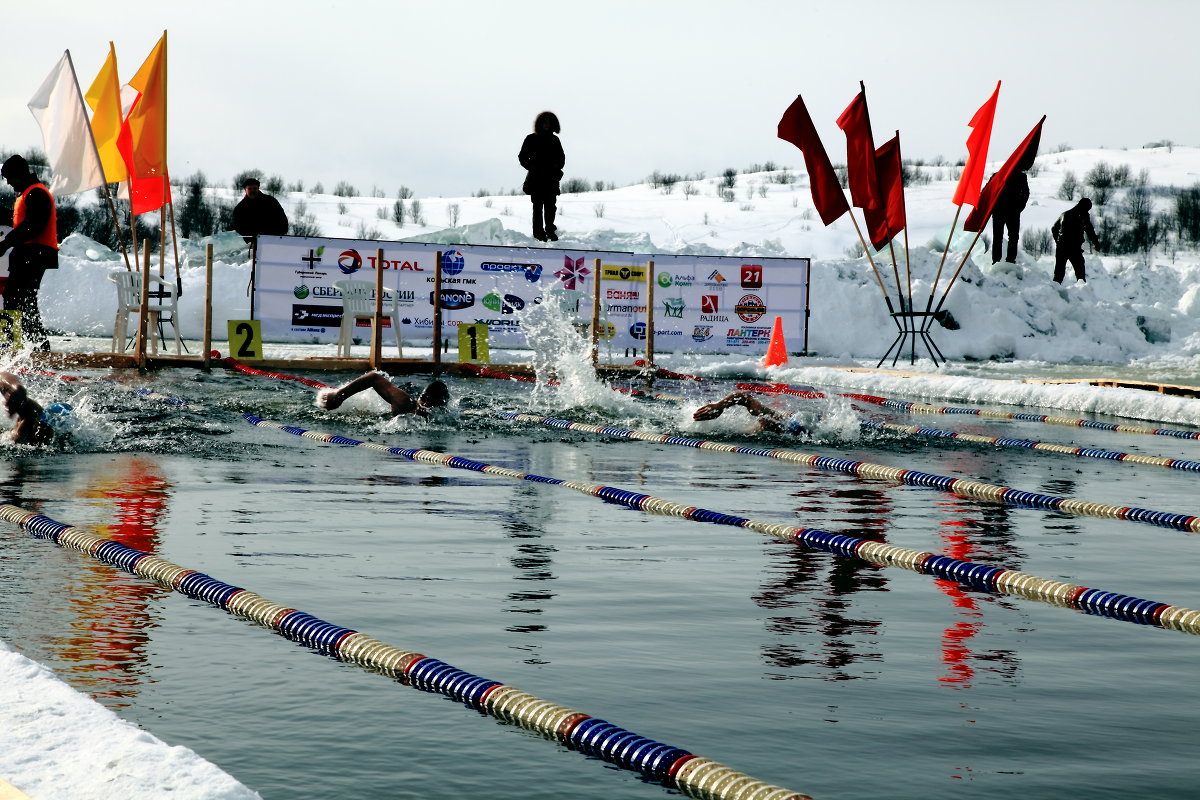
[253,237,809,356]
[643,254,809,354]
[253,235,440,343]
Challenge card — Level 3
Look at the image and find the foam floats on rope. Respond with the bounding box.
[240,414,1200,635]
[859,419,1200,473]
[737,381,1200,441]
[0,503,809,800]
[482,411,1200,533]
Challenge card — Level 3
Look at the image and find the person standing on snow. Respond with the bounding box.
[0,155,57,351]
[518,111,565,242]
[991,168,1030,264]
[233,177,289,253]
[1051,197,1101,283]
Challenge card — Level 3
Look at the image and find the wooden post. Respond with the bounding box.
[643,259,655,366]
[371,247,384,369]
[137,240,151,370]
[591,257,601,368]
[432,251,442,367]
[168,198,182,296]
[202,243,213,370]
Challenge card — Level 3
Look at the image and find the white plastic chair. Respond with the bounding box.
[384,288,405,357]
[333,279,403,358]
[109,271,183,356]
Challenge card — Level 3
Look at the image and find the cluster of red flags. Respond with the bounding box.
[27,33,170,215]
[778,81,1045,245]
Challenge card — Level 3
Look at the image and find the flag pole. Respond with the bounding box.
[847,211,899,319]
[926,204,962,312]
[64,49,132,270]
[932,228,985,313]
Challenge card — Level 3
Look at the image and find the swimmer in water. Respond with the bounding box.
[317,372,449,418]
[0,371,68,445]
[692,391,808,434]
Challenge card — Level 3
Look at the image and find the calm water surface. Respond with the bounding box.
[0,367,1198,799]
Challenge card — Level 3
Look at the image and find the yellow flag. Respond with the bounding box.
[84,42,128,182]
[125,31,167,178]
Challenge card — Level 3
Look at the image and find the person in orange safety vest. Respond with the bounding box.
[0,154,58,350]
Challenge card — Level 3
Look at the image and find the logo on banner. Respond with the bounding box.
[657,272,673,288]
[481,261,543,282]
[338,249,363,274]
[601,264,647,281]
[629,322,647,340]
[706,269,727,284]
[392,289,415,307]
[299,247,324,271]
[741,264,763,288]
[442,250,466,276]
[692,325,713,342]
[293,285,310,299]
[726,326,772,347]
[292,304,341,327]
[663,297,685,318]
[735,294,767,323]
[431,289,475,310]
[482,292,526,314]
[701,295,719,314]
[556,256,590,289]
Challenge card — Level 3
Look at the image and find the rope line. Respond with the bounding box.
[859,419,1200,473]
[736,381,1200,441]
[0,502,809,800]
[240,414,1200,636]
[479,411,1200,533]
[20,367,190,407]
[213,351,332,390]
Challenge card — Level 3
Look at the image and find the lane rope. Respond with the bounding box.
[239,414,1200,636]
[0,503,809,800]
[736,381,1200,441]
[478,411,1200,533]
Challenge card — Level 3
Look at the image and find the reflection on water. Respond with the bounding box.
[1,456,170,708]
[502,485,557,663]
[754,479,890,680]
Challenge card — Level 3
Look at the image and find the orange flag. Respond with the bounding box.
[124,32,167,179]
[84,42,128,183]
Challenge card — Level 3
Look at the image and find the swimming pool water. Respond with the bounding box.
[1,367,1198,799]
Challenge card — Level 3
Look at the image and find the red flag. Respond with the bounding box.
[963,116,1045,232]
[777,95,849,226]
[864,134,906,250]
[118,94,171,215]
[952,81,1001,207]
[836,87,880,209]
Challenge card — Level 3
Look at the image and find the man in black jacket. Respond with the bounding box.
[233,177,288,252]
[1051,197,1101,283]
[991,169,1029,264]
[0,155,57,350]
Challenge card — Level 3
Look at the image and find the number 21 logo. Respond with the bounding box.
[741,264,763,289]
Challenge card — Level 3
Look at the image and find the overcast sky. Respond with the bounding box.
[2,0,1195,199]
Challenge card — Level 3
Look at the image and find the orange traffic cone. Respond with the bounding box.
[763,316,788,368]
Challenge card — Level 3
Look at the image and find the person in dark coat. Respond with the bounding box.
[1051,197,1101,283]
[0,154,57,351]
[518,111,565,242]
[233,177,289,251]
[991,169,1029,263]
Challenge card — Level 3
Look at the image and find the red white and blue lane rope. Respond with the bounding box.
[860,419,1200,473]
[481,412,1200,533]
[736,381,1200,441]
[0,504,808,800]
[238,415,1200,635]
[21,367,191,407]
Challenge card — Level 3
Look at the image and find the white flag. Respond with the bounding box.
[27,51,106,196]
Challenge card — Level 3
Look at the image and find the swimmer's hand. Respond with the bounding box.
[316,388,344,410]
[693,403,724,421]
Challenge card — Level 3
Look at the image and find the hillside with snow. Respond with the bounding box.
[38,145,1200,370]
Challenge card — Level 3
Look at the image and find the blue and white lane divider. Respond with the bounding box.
[480,411,1200,533]
[859,419,1200,473]
[0,503,809,800]
[239,414,1200,636]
